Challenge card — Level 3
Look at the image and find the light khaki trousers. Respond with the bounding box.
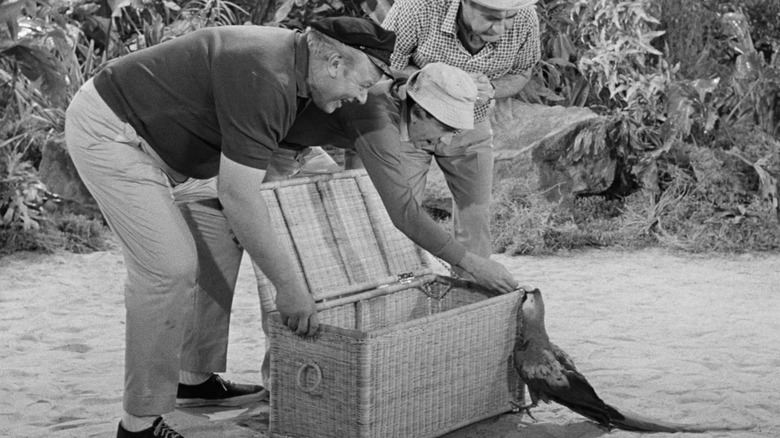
[65,79,244,416]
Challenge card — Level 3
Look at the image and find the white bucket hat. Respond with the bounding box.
[469,0,538,10]
[406,63,477,130]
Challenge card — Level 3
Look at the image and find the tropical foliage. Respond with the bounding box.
[1,0,253,252]
[495,0,780,254]
[2,0,779,255]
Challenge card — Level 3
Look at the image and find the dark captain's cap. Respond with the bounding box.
[309,17,396,77]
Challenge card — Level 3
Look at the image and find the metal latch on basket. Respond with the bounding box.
[397,272,415,284]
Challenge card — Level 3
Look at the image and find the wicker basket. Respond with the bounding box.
[256,170,524,438]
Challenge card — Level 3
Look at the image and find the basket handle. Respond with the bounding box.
[296,361,323,393]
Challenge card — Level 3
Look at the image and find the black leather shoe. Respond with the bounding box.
[117,417,183,437]
[176,374,268,407]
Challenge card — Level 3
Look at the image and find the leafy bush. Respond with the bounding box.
[0,149,52,231]
[657,0,731,80]
[1,96,63,233]
[517,0,589,106]
[491,139,780,255]
[276,0,369,29]
[4,0,780,257]
[1,0,249,255]
[0,211,110,255]
[621,134,780,252]
[706,0,780,61]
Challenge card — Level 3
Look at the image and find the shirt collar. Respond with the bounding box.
[295,32,310,99]
[441,0,461,37]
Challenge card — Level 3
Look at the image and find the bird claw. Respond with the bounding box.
[510,401,537,421]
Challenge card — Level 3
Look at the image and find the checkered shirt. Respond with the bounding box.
[383,0,540,122]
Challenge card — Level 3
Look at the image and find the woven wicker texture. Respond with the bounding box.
[355,174,426,274]
[255,189,302,313]
[269,278,523,438]
[259,170,523,438]
[255,170,430,311]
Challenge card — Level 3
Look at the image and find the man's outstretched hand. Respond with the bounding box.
[276,288,319,337]
[457,252,519,294]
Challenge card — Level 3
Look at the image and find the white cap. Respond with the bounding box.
[469,0,538,10]
[406,63,477,130]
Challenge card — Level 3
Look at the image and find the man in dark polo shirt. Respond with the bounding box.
[64,17,395,437]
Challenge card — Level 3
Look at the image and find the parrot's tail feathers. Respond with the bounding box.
[554,397,615,429]
[548,373,617,429]
[607,405,757,433]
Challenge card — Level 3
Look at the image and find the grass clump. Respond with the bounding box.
[491,177,654,256]
[634,131,780,252]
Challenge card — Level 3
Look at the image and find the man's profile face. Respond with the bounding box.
[408,108,459,149]
[460,0,518,44]
[311,55,383,113]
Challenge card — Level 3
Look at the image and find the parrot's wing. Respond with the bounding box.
[550,342,579,372]
[517,347,572,404]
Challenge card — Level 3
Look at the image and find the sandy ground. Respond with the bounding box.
[1,245,779,438]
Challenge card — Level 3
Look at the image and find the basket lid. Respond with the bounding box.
[255,170,431,311]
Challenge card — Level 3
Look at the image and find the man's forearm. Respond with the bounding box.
[391,64,420,76]
[220,185,299,291]
[491,69,532,99]
[352,125,469,265]
[217,155,305,293]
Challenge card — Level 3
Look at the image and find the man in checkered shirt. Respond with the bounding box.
[383,0,540,276]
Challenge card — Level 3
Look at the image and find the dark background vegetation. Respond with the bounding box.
[1,0,779,256]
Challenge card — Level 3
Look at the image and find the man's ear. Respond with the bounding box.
[325,52,343,78]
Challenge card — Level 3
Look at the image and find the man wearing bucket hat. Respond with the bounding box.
[383,0,541,277]
[253,61,519,387]
[65,16,395,437]
[267,62,519,293]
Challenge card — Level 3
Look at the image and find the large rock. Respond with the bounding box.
[38,137,100,217]
[423,99,615,213]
